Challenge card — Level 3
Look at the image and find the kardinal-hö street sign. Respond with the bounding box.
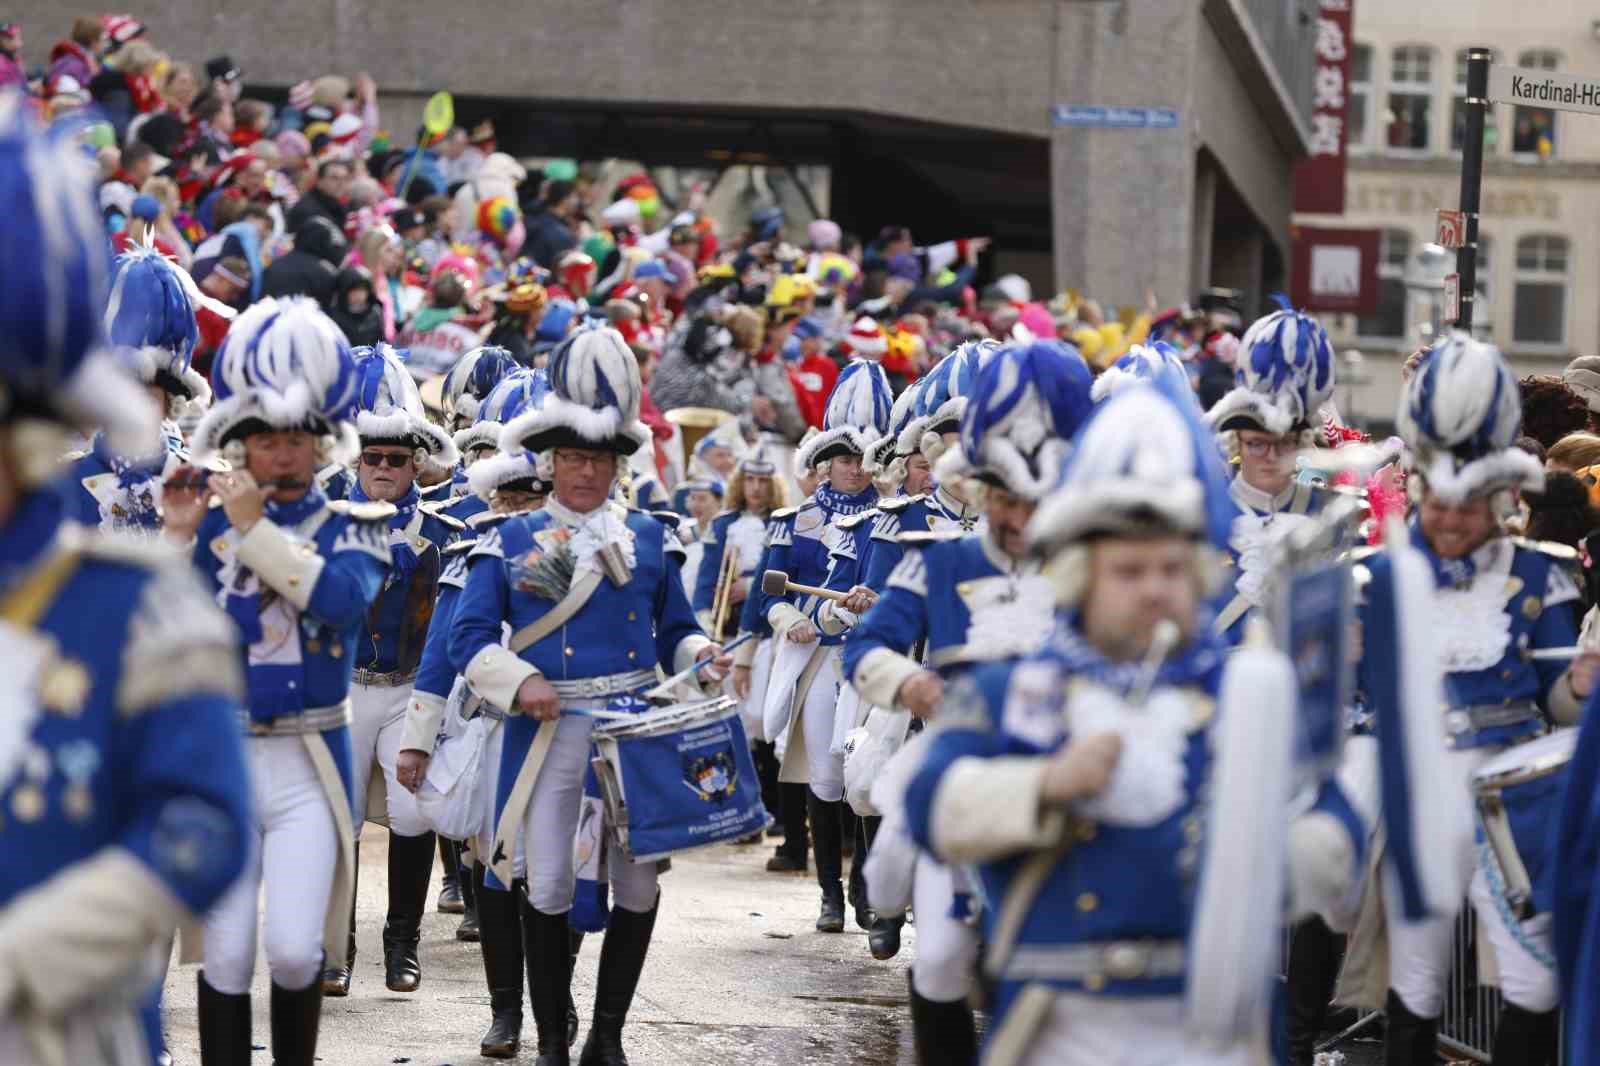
[1489,64,1600,117]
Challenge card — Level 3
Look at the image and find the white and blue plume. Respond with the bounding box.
[191,296,360,461]
[1395,331,1541,502]
[501,325,649,455]
[1090,341,1191,404]
[443,344,519,440]
[1205,303,1336,434]
[350,343,458,464]
[469,369,553,501]
[795,358,894,469]
[103,246,209,405]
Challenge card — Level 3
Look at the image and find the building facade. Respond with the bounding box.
[1296,0,1600,423]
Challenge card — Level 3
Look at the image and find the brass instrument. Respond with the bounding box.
[709,544,742,641]
[665,406,735,473]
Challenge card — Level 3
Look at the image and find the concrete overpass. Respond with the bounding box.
[148,0,1317,312]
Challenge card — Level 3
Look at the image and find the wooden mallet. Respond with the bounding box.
[762,569,849,603]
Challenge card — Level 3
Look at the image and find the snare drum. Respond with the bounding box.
[1471,728,1577,919]
[590,696,772,862]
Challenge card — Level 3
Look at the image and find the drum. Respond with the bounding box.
[1470,728,1577,919]
[590,696,772,862]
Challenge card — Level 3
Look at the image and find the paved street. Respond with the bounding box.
[163,829,919,1065]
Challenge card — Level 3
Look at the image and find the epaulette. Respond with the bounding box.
[897,530,963,545]
[645,509,684,530]
[1342,544,1382,562]
[64,448,89,462]
[770,506,801,521]
[877,494,926,514]
[419,502,467,530]
[468,507,533,529]
[1511,536,1580,562]
[443,538,478,557]
[836,510,878,531]
[419,479,453,498]
[328,499,398,522]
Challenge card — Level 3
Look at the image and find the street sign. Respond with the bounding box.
[1290,226,1380,315]
[1050,106,1179,129]
[1436,209,1466,249]
[1443,273,1461,322]
[1489,64,1600,117]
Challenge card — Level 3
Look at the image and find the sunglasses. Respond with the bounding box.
[360,451,412,469]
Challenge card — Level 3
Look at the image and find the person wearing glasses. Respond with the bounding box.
[1203,306,1340,647]
[317,344,464,1000]
[446,327,729,1066]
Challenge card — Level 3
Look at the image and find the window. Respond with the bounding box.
[1451,49,1498,153]
[1387,46,1434,152]
[1358,229,1411,339]
[1513,235,1567,346]
[1348,44,1373,150]
[1474,235,1491,300]
[1513,51,1559,159]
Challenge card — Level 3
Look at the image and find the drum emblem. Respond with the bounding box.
[683,751,738,802]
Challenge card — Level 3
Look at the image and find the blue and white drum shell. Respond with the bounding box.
[1471,727,1577,919]
[590,696,773,863]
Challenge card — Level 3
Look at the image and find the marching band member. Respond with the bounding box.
[673,475,724,598]
[447,327,729,1066]
[747,359,890,932]
[1359,333,1599,1066]
[316,344,464,998]
[902,380,1255,1066]
[0,99,253,1066]
[180,297,392,1066]
[844,340,1092,1062]
[63,247,212,534]
[1204,307,1339,644]
[397,367,556,1060]
[694,450,783,635]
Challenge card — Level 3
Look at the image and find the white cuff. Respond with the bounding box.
[464,646,539,715]
[733,635,761,669]
[1549,670,1583,726]
[853,647,925,710]
[673,633,714,674]
[930,756,1056,864]
[768,601,808,636]
[818,601,857,637]
[235,519,325,611]
[400,690,448,753]
[0,847,187,1017]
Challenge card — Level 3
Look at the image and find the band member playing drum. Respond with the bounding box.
[447,328,728,1066]
[1359,333,1600,1066]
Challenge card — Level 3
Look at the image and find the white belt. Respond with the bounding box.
[241,698,352,736]
[546,668,657,700]
[1000,939,1186,985]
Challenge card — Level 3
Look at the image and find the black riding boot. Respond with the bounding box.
[754,739,781,833]
[437,834,464,913]
[847,812,871,930]
[808,789,845,932]
[196,971,251,1066]
[577,894,661,1066]
[908,970,977,1066]
[321,841,357,996]
[1491,1003,1559,1066]
[476,864,524,1059]
[269,976,323,1066]
[766,781,810,871]
[1285,915,1342,1065]
[1383,988,1438,1066]
[383,830,436,992]
[569,927,585,1046]
[522,895,573,1066]
[456,844,480,941]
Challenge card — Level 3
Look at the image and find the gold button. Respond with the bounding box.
[627,612,637,621]
[1083,973,1106,992]
[1076,892,1098,913]
[1185,821,1202,843]
[1074,819,1097,842]
[1501,669,1515,681]
[287,576,300,587]
[331,644,343,659]
[628,650,637,660]
[565,647,574,656]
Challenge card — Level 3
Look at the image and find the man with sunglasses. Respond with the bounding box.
[320,345,465,999]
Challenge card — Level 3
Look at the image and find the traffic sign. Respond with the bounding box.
[1050,106,1179,129]
[1436,209,1466,249]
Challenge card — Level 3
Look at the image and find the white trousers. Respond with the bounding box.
[1016,994,1250,1066]
[519,714,658,915]
[350,681,429,838]
[910,854,979,1003]
[801,649,845,802]
[1383,745,1558,1016]
[203,736,339,994]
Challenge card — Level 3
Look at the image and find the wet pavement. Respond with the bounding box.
[162,830,919,1065]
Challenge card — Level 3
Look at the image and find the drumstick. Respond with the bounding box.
[641,631,754,700]
[760,569,850,604]
[1524,646,1594,660]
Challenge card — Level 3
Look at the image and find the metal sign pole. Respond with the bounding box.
[1455,47,1491,329]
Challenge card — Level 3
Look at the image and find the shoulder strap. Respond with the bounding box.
[0,546,83,626]
[508,568,605,653]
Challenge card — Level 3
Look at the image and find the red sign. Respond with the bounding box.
[1292,0,1355,214]
[1290,225,1380,314]
[1436,209,1466,249]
